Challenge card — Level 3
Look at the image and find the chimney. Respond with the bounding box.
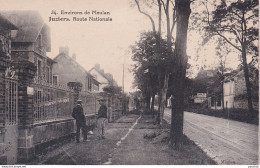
[72,53,76,61]
[59,46,69,55]
[95,64,100,70]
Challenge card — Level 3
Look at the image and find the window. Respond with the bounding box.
[38,34,42,48]
[211,97,215,107]
[217,97,221,106]
[87,77,92,91]
[46,67,50,83]
[53,75,58,85]
[37,60,42,79]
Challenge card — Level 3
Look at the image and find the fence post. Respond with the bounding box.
[0,57,10,164]
[13,61,37,162]
[67,82,83,106]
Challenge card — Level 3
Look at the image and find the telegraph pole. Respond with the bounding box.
[122,64,124,94]
[122,64,125,115]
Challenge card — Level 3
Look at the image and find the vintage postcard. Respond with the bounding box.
[0,0,258,166]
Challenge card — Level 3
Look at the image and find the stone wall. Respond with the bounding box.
[32,114,96,145]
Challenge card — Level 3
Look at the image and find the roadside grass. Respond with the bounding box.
[140,115,217,165]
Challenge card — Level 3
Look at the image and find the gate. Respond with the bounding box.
[4,76,18,164]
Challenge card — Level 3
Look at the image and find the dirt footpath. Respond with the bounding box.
[108,115,216,165]
[30,114,216,165]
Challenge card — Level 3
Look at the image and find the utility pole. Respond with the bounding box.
[122,64,124,94]
[122,64,125,115]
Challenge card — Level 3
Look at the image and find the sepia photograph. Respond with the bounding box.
[0,0,259,166]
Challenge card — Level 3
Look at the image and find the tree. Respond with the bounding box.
[170,0,191,150]
[103,85,122,95]
[131,32,173,112]
[201,0,259,114]
[134,0,177,124]
[215,38,233,112]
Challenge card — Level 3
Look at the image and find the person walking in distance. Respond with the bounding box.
[97,99,107,139]
[72,100,88,143]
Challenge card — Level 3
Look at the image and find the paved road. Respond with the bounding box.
[163,108,259,165]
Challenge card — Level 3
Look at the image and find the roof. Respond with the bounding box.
[0,11,49,43]
[89,67,113,83]
[54,53,99,84]
[0,14,17,30]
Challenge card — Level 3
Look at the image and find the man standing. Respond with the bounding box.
[97,99,107,139]
[72,100,88,143]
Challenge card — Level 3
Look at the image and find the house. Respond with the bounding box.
[1,11,55,83]
[194,93,207,104]
[208,66,259,111]
[192,68,221,108]
[223,67,259,110]
[0,13,17,164]
[89,63,117,91]
[52,46,100,92]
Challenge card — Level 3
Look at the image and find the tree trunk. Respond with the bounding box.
[159,74,169,124]
[170,0,191,151]
[151,93,155,116]
[222,81,225,113]
[241,45,254,113]
[146,95,151,112]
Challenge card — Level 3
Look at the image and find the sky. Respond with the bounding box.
[0,0,242,92]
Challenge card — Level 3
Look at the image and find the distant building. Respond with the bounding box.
[53,46,100,92]
[194,93,207,104]
[207,67,259,110]
[89,63,117,91]
[223,67,258,110]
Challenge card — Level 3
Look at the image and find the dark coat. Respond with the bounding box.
[72,105,86,124]
[97,105,107,119]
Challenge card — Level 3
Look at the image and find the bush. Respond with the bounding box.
[185,104,259,125]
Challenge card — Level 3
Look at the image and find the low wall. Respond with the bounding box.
[32,114,96,146]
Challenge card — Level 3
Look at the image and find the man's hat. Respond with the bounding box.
[98,98,106,102]
[77,99,82,104]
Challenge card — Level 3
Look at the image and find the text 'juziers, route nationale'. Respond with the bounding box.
[49,10,113,22]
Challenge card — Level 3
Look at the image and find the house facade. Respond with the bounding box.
[2,11,54,84]
[52,46,100,93]
[52,47,101,114]
[223,68,259,110]
[0,13,17,165]
[89,64,117,91]
[208,67,259,111]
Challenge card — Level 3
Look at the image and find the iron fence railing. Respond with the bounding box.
[32,79,74,123]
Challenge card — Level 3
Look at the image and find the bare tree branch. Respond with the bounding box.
[215,31,242,52]
[170,5,176,36]
[204,0,242,52]
[161,0,167,15]
[135,0,156,33]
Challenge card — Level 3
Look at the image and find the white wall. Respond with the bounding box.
[223,81,235,109]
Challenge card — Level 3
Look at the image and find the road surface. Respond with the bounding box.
[163,108,259,165]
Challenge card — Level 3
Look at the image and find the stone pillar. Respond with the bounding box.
[0,58,10,164]
[67,82,83,105]
[13,61,37,163]
[107,96,112,123]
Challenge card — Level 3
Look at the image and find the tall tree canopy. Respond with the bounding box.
[192,0,258,113]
